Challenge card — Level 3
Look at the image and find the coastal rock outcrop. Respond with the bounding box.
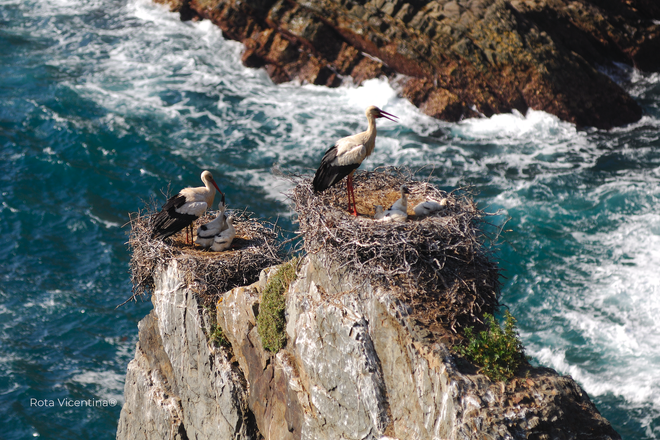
[118,172,622,439]
[117,254,621,439]
[154,0,659,128]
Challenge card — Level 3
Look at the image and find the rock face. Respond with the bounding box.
[117,253,621,439]
[154,0,659,128]
[117,262,259,440]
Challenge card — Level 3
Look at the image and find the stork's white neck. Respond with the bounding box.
[364,115,378,156]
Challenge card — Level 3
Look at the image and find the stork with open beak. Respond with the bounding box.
[313,105,397,216]
[151,170,223,243]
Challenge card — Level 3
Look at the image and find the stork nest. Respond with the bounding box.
[125,204,282,308]
[289,167,501,334]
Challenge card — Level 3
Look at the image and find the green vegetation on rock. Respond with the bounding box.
[204,304,231,349]
[457,311,527,382]
[257,258,298,353]
[209,322,231,348]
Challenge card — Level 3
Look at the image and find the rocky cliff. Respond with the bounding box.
[154,0,659,129]
[117,255,621,440]
[118,173,622,439]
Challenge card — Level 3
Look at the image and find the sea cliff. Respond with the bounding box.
[117,173,622,439]
[152,0,659,129]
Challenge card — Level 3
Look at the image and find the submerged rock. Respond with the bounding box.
[154,0,659,128]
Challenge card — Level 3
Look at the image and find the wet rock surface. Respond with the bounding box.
[155,0,658,128]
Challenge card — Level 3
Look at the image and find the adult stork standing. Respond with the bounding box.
[313,105,397,215]
[151,170,223,243]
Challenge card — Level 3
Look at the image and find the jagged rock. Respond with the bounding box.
[119,174,621,439]
[117,261,259,440]
[154,0,658,128]
[118,253,621,440]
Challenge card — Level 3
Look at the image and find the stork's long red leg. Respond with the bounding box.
[347,174,357,216]
[346,174,352,213]
[351,184,357,216]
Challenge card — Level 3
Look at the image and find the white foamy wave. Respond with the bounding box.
[629,69,660,98]
[452,109,578,141]
[86,209,123,229]
[71,370,126,404]
[523,208,660,412]
[532,347,660,407]
[610,115,660,135]
[344,78,398,109]
[20,0,109,17]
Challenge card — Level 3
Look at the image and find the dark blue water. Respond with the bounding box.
[1,0,659,438]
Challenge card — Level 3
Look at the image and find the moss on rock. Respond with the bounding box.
[257,259,298,352]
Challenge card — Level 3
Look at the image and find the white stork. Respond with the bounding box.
[413,199,446,217]
[374,205,386,220]
[373,186,410,223]
[194,199,228,249]
[210,216,236,252]
[313,105,397,215]
[151,170,223,242]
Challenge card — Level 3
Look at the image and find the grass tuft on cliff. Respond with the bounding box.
[257,258,298,352]
[457,311,527,382]
[209,321,231,348]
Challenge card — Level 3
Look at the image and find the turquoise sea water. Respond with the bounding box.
[1,0,659,438]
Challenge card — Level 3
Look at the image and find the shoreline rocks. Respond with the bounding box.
[155,0,659,129]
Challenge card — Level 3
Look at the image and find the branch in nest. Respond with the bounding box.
[287,167,501,334]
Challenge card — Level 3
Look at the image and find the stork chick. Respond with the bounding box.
[389,185,410,214]
[194,198,228,249]
[374,185,410,223]
[210,216,236,252]
[313,105,397,216]
[374,205,386,220]
[413,199,446,217]
[377,209,408,223]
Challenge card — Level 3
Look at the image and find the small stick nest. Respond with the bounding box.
[290,167,501,334]
[125,202,282,308]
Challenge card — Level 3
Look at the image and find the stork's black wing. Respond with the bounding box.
[312,145,359,192]
[151,194,197,240]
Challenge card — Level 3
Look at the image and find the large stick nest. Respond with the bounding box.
[125,204,282,307]
[290,167,501,334]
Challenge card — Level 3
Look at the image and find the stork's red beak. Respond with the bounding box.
[211,178,224,200]
[377,109,398,122]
